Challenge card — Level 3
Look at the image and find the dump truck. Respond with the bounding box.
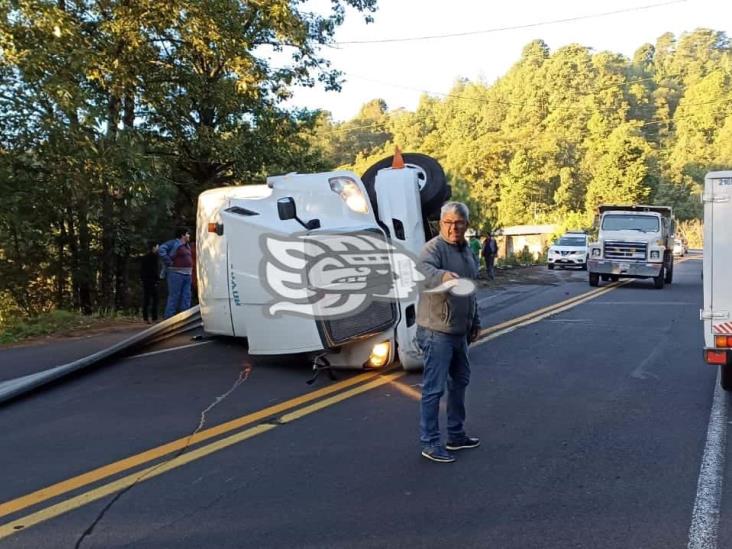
[587,204,675,288]
[195,153,451,371]
[701,170,732,390]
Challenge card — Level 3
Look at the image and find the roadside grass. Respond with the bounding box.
[0,310,139,346]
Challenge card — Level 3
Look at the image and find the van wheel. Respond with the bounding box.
[361,153,450,219]
[653,268,665,289]
[721,363,732,391]
[589,273,599,287]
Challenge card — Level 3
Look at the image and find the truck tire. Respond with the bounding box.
[589,273,599,287]
[721,363,732,391]
[664,261,673,284]
[601,274,610,282]
[653,267,665,289]
[361,153,449,219]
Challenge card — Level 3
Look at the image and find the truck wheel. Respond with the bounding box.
[722,363,732,391]
[361,153,449,219]
[653,268,665,289]
[601,274,610,282]
[589,273,599,287]
[664,261,673,284]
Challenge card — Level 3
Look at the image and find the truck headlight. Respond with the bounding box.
[650,250,660,259]
[367,341,391,368]
[591,248,601,257]
[329,177,369,214]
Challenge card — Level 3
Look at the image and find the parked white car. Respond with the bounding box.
[547,233,589,270]
[673,238,686,257]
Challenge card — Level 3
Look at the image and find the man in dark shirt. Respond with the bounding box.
[140,242,160,323]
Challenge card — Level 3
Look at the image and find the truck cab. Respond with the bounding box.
[587,205,675,289]
[196,154,447,371]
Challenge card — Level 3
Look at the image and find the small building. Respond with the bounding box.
[495,224,558,259]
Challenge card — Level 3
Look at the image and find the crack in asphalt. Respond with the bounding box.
[74,362,253,549]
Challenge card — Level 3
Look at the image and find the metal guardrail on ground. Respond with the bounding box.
[0,306,202,405]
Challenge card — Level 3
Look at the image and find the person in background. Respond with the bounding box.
[482,232,498,280]
[159,227,193,319]
[140,241,160,323]
[190,237,198,305]
[469,232,481,269]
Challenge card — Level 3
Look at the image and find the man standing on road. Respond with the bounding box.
[140,241,160,323]
[417,202,481,463]
[482,232,498,280]
[159,227,193,319]
[469,232,481,269]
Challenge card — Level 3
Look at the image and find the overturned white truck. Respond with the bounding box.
[195,153,451,371]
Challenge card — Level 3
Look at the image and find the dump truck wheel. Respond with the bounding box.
[589,273,599,287]
[653,268,665,289]
[361,153,449,219]
[664,262,673,284]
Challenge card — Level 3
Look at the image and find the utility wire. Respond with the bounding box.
[335,0,686,45]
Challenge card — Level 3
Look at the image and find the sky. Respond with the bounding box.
[286,0,731,121]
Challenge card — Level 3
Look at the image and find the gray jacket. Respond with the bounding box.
[417,235,480,335]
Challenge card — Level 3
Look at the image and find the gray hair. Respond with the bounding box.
[440,201,469,221]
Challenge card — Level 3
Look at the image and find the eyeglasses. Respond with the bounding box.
[441,220,467,228]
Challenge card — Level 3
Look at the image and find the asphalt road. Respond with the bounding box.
[1,254,727,548]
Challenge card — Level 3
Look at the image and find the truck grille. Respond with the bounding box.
[603,241,647,260]
[319,301,396,347]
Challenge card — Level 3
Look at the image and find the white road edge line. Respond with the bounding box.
[688,368,728,549]
[127,340,213,360]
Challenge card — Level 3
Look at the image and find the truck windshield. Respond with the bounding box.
[602,214,659,232]
[556,237,586,246]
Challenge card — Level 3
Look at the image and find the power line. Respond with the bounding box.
[335,0,686,45]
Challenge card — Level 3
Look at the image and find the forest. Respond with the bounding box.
[1,2,730,325]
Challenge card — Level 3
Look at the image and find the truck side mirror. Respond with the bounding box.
[277,197,297,221]
[277,196,321,231]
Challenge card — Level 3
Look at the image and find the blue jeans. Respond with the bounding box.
[164,272,192,319]
[417,327,471,448]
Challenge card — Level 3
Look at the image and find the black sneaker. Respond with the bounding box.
[421,445,456,463]
[446,436,480,451]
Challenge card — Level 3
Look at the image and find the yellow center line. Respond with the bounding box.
[476,284,614,339]
[0,368,389,520]
[2,262,692,535]
[0,372,405,540]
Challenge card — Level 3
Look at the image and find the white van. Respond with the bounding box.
[701,170,732,389]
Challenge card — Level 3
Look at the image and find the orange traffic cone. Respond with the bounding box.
[392,146,405,169]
